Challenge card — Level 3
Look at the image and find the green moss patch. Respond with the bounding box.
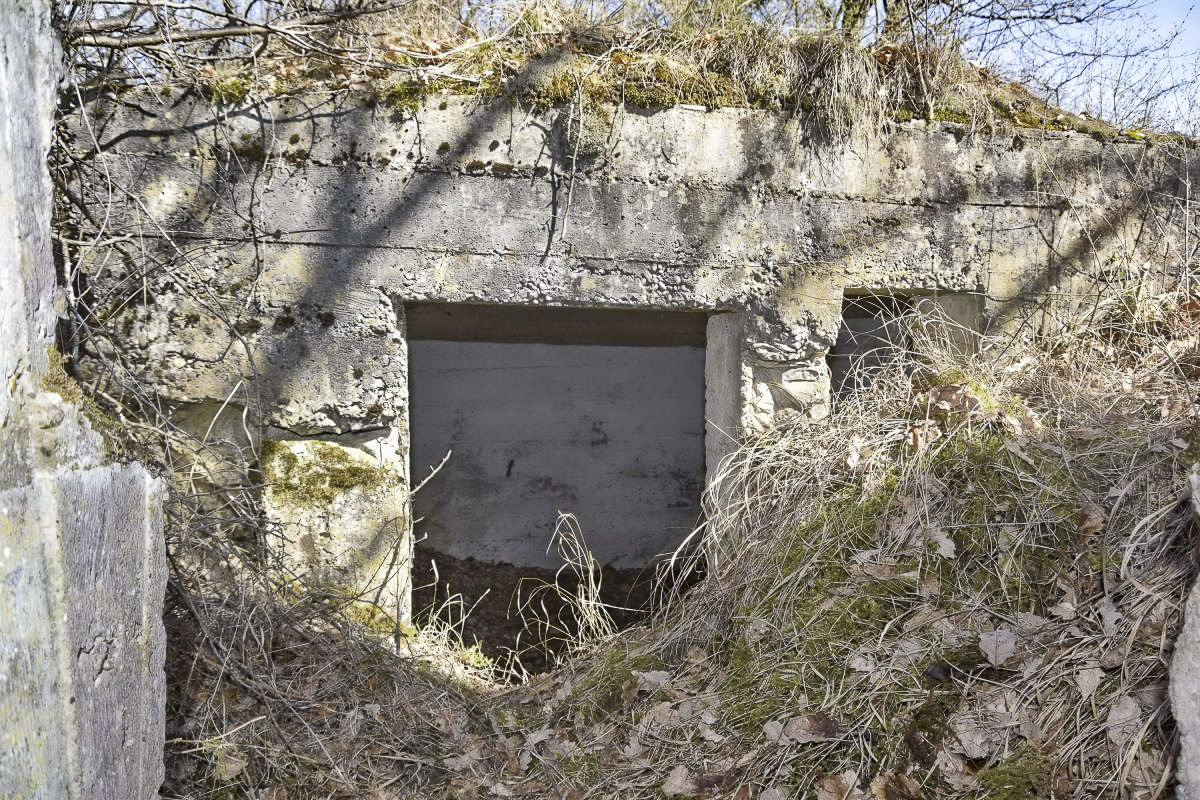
[40,347,132,461]
[978,751,1052,800]
[261,440,400,506]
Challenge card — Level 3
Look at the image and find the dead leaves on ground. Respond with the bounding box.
[763,712,843,746]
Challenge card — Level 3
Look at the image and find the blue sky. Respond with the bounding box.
[1150,0,1198,38]
[1140,0,1198,129]
[1019,0,1200,130]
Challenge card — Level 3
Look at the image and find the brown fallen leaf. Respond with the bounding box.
[1074,665,1103,698]
[763,719,788,745]
[979,628,1018,667]
[817,770,866,800]
[1077,501,1106,537]
[870,772,922,799]
[1099,596,1123,635]
[949,711,1004,759]
[767,711,843,745]
[663,766,697,797]
[907,420,942,451]
[622,669,672,702]
[934,749,977,791]
[213,746,248,781]
[1105,695,1142,746]
[695,772,728,789]
[924,525,956,558]
[698,719,725,743]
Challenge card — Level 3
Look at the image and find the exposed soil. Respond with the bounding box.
[411,545,666,673]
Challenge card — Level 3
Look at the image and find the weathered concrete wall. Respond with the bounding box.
[72,91,1197,437]
[0,3,166,798]
[0,0,59,486]
[66,87,1197,621]
[1172,466,1200,800]
[1,432,166,800]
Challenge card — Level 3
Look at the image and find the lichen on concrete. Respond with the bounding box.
[261,438,412,623]
[261,438,401,506]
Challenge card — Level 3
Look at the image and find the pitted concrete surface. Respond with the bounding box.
[73,91,1198,436]
[65,87,1198,670]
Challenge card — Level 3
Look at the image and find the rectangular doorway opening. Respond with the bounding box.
[406,303,707,669]
[828,293,912,398]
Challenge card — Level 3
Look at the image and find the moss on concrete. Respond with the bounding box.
[204,75,253,106]
[261,439,400,507]
[40,347,131,461]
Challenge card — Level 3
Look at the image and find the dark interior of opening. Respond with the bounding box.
[406,303,707,670]
[827,293,912,398]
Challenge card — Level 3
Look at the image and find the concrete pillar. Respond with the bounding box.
[704,312,742,483]
[0,2,167,798]
[258,303,412,626]
[1,431,166,800]
[262,436,412,625]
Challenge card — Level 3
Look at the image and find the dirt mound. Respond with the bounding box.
[411,545,661,673]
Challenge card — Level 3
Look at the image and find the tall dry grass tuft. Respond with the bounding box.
[513,513,619,668]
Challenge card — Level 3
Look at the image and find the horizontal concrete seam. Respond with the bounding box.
[111,152,1071,211]
[404,167,1071,210]
[128,232,755,270]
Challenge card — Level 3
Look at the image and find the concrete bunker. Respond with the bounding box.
[69,91,1198,677]
[406,303,708,655]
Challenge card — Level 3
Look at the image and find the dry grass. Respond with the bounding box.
[512,513,619,672]
[150,283,1200,799]
[111,0,1132,141]
[460,289,1199,799]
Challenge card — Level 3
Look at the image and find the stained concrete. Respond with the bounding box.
[0,0,58,488]
[64,87,1198,651]
[0,3,166,797]
[409,306,706,568]
[262,437,412,621]
[70,93,1198,438]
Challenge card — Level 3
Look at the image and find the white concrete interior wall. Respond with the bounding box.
[407,304,707,569]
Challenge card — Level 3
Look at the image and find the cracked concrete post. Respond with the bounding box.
[1170,464,1200,800]
[0,2,167,798]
